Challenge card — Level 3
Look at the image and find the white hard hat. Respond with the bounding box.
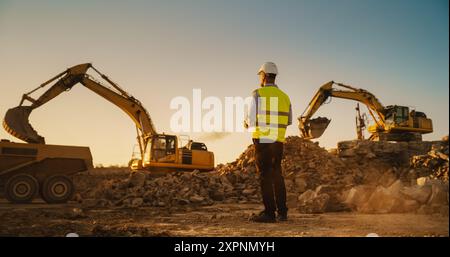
[257,62,278,75]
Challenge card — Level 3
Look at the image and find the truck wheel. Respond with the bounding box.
[5,174,39,204]
[41,175,74,204]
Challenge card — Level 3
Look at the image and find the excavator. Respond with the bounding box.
[298,81,433,142]
[3,63,214,172]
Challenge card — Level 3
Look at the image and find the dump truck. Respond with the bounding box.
[298,81,433,141]
[0,139,92,203]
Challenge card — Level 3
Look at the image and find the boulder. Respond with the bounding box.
[131,197,144,208]
[128,172,146,188]
[400,199,420,213]
[377,170,397,188]
[294,178,307,193]
[297,190,315,203]
[189,194,205,203]
[67,208,86,219]
[297,189,330,214]
[339,148,356,157]
[387,180,404,196]
[427,181,449,205]
[417,177,431,186]
[210,189,225,201]
[73,193,83,203]
[401,185,432,204]
[242,188,256,196]
[360,186,401,213]
[344,185,376,209]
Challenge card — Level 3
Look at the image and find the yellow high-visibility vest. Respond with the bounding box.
[252,85,291,143]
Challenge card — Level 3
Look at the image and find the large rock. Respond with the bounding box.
[339,148,356,157]
[401,185,432,204]
[427,181,449,205]
[387,180,404,195]
[294,178,307,193]
[297,189,330,213]
[377,169,397,188]
[189,194,205,203]
[314,185,348,211]
[417,177,431,186]
[242,188,256,196]
[359,180,423,213]
[400,199,420,213]
[131,197,144,208]
[360,186,402,213]
[344,185,376,209]
[128,172,147,188]
[209,189,225,201]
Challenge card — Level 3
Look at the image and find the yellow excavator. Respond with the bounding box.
[3,63,214,172]
[298,81,433,141]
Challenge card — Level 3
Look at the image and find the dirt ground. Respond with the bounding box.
[0,169,448,237]
[0,200,448,237]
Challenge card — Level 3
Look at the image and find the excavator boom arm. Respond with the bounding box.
[80,76,157,136]
[3,64,157,151]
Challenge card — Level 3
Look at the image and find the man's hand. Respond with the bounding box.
[244,120,249,129]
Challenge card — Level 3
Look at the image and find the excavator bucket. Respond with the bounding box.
[2,106,45,144]
[304,117,331,139]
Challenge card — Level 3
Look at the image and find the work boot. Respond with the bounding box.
[277,212,288,221]
[249,211,276,223]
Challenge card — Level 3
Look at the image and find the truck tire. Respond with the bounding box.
[41,175,74,204]
[5,174,39,204]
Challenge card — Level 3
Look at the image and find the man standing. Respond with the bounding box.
[245,62,292,223]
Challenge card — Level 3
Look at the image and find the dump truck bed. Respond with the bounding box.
[0,140,93,180]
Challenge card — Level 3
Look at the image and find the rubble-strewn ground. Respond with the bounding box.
[0,136,448,236]
[0,200,447,237]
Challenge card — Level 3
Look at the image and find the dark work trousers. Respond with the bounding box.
[253,139,288,215]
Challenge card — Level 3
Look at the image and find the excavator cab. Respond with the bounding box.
[151,135,177,163]
[184,140,208,151]
[384,105,409,126]
[383,105,433,133]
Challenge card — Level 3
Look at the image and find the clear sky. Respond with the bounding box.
[0,0,448,166]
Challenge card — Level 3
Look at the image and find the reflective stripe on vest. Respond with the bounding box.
[252,86,290,143]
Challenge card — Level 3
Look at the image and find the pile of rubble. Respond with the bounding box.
[217,136,356,212]
[81,136,351,210]
[335,136,449,215]
[218,137,350,187]
[81,169,261,208]
[81,136,448,215]
[337,139,437,166]
[411,136,449,182]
